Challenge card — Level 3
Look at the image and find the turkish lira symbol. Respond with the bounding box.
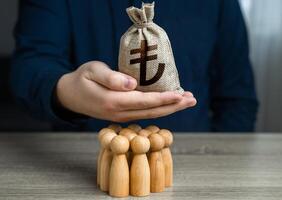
[130,40,165,86]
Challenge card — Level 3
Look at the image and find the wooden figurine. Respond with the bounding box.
[97,128,116,186]
[145,125,160,133]
[138,129,153,137]
[158,129,173,187]
[148,133,165,192]
[119,128,137,135]
[128,124,142,133]
[139,129,153,158]
[108,124,122,133]
[119,128,137,167]
[109,135,130,197]
[130,136,151,196]
[119,128,137,140]
[99,131,117,192]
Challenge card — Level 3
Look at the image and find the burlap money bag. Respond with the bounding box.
[118,2,184,94]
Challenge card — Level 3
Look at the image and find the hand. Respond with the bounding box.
[55,61,197,122]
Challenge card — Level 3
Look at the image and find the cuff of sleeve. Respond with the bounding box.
[41,68,89,127]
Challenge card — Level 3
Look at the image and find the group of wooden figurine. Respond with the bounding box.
[97,124,173,197]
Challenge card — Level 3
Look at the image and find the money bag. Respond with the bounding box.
[118,2,184,94]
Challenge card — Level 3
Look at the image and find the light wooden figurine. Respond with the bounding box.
[99,131,117,192]
[158,129,173,187]
[108,124,122,133]
[130,136,150,196]
[148,133,165,193]
[119,128,137,167]
[97,128,116,186]
[119,128,136,136]
[139,129,153,158]
[109,135,130,197]
[138,129,152,138]
[128,124,142,133]
[145,125,160,133]
[119,128,137,140]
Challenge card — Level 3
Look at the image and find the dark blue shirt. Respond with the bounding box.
[10,0,258,132]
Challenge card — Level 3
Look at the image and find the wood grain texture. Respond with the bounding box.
[109,135,129,197]
[130,136,150,196]
[0,133,282,200]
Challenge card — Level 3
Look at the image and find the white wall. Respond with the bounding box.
[239,0,282,132]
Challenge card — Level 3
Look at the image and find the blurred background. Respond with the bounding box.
[0,0,281,132]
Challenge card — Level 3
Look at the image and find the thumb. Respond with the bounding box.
[84,61,137,91]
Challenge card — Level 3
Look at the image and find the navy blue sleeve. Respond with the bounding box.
[210,0,259,132]
[10,0,76,125]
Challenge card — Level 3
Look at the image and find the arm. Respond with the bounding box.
[10,0,72,124]
[210,0,258,132]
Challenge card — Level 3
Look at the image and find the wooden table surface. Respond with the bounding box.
[0,133,282,200]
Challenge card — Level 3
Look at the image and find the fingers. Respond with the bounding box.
[111,95,197,122]
[109,91,183,111]
[80,61,197,122]
[183,91,193,97]
[83,61,137,91]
